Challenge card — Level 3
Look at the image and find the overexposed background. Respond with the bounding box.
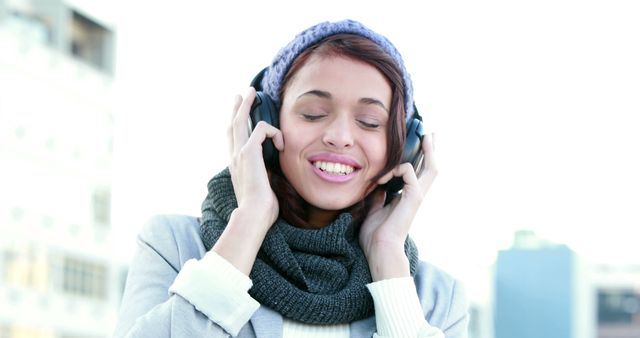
[112,0,640,303]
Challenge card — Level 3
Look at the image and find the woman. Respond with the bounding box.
[114,19,469,338]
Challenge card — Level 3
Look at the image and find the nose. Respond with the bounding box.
[322,115,354,149]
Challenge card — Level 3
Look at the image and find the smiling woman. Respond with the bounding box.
[277,54,391,226]
[114,19,469,338]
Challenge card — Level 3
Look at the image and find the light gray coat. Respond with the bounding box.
[114,215,469,337]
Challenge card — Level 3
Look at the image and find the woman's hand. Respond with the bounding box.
[213,88,284,275]
[359,134,437,281]
[228,87,284,227]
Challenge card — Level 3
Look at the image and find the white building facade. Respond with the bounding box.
[0,0,122,337]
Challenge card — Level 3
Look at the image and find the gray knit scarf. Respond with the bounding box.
[200,168,419,324]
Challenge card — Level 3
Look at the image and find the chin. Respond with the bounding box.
[307,196,362,211]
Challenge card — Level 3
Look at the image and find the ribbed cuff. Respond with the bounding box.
[367,277,443,338]
[169,250,260,336]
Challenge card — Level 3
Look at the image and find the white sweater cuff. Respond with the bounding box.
[367,277,444,338]
[169,250,260,336]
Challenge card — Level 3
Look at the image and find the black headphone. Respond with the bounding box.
[249,68,425,198]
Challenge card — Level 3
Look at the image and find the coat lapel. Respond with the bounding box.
[250,306,283,338]
[350,316,376,337]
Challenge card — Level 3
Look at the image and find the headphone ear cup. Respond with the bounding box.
[249,91,280,168]
[403,117,426,169]
[383,117,425,196]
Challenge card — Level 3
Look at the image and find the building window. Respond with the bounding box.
[45,137,55,150]
[0,326,55,338]
[67,223,80,236]
[59,333,104,338]
[4,9,52,45]
[61,257,107,300]
[10,207,24,222]
[92,188,111,226]
[599,289,640,324]
[41,215,54,228]
[69,10,113,74]
[0,324,9,338]
[1,244,49,291]
[14,126,26,139]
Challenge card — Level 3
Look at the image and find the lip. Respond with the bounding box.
[308,153,361,183]
[308,153,362,168]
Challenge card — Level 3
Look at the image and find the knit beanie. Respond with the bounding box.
[261,19,415,119]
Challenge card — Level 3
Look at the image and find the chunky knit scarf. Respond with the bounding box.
[200,168,419,324]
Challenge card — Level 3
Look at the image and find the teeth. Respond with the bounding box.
[314,161,355,175]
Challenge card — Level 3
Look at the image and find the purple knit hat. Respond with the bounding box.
[261,19,415,119]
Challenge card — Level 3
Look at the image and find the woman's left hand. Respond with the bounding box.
[359,133,438,281]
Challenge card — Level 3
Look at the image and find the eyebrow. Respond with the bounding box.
[297,89,332,100]
[297,90,389,112]
[359,97,389,113]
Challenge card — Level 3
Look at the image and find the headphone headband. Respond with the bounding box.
[250,67,268,92]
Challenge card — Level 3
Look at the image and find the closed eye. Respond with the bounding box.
[358,120,381,129]
[302,114,326,121]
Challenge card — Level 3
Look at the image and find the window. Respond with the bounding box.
[92,188,111,226]
[41,215,53,228]
[2,326,55,338]
[69,10,113,74]
[14,126,26,139]
[4,9,51,44]
[61,257,107,300]
[59,333,104,338]
[0,324,9,338]
[10,207,24,222]
[599,289,640,324]
[1,244,49,291]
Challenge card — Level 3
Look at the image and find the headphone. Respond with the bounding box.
[249,68,425,198]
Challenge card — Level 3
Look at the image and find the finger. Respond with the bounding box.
[242,121,283,156]
[377,163,417,195]
[367,189,387,215]
[393,162,419,190]
[424,132,435,160]
[417,133,438,194]
[232,93,243,117]
[421,133,436,172]
[232,87,257,155]
[228,94,243,158]
[376,170,395,185]
[384,163,421,224]
[270,125,285,152]
[431,132,436,152]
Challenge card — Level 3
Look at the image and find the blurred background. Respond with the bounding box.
[1,0,639,337]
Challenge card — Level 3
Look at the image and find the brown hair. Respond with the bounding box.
[269,34,407,228]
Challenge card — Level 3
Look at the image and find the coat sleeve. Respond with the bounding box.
[112,215,254,338]
[414,261,470,338]
[439,280,470,338]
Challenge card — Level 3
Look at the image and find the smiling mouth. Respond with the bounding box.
[313,161,355,175]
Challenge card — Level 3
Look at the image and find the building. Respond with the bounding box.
[0,0,122,337]
[465,230,640,338]
[494,230,596,338]
[594,265,640,338]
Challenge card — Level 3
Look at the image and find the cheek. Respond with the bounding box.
[365,136,388,170]
[279,124,310,168]
[281,126,304,154]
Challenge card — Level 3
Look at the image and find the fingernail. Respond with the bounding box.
[241,87,254,101]
[431,132,436,151]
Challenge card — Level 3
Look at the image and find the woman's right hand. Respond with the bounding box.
[214,88,284,275]
[227,87,284,230]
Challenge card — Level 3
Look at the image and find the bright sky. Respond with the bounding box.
[111,0,640,298]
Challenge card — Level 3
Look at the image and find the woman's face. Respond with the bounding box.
[278,54,391,224]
